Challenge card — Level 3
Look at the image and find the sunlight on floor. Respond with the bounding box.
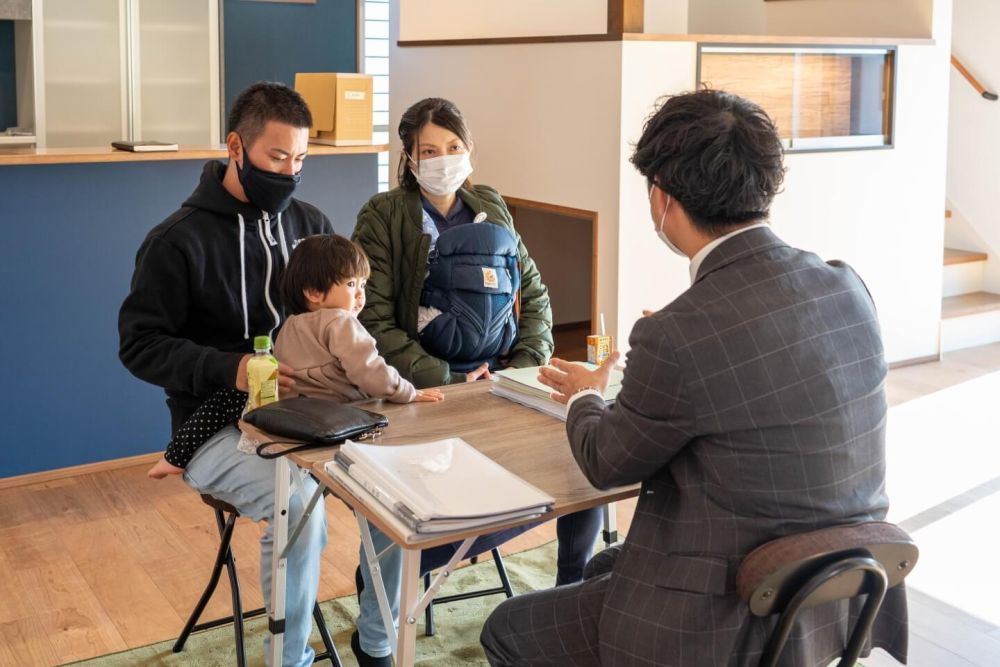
[885,369,1000,630]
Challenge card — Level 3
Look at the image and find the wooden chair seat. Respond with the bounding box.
[736,521,918,667]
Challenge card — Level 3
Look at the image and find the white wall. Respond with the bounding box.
[390,2,623,338]
[770,1,953,363]
[948,0,1000,293]
[765,0,933,38]
[398,0,606,40]
[616,15,951,362]
[645,0,689,34]
[688,0,766,34]
[617,41,698,344]
[687,0,933,38]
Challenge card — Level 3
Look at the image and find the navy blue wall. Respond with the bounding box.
[0,155,375,477]
[0,21,15,130]
[0,0,370,477]
[223,0,357,117]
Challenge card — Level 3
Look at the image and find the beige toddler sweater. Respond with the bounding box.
[274,308,416,404]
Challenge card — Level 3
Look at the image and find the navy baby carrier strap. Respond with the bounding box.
[420,220,521,373]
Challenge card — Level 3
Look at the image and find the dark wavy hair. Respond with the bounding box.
[396,97,473,191]
[227,82,312,148]
[630,90,785,235]
[281,235,370,315]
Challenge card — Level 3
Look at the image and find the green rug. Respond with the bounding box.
[65,541,560,666]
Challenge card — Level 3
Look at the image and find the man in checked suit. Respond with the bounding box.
[480,90,907,666]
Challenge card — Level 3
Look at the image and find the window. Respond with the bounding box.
[360,0,390,191]
[699,45,896,151]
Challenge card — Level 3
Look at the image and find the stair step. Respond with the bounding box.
[942,292,1000,319]
[944,248,988,265]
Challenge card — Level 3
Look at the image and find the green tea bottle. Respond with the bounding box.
[246,335,279,410]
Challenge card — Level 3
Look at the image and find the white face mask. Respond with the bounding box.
[649,185,686,257]
[409,152,473,197]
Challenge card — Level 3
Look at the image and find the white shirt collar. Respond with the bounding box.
[688,222,770,284]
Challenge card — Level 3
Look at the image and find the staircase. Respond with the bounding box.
[940,210,1000,352]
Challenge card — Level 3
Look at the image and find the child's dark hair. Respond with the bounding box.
[281,235,371,315]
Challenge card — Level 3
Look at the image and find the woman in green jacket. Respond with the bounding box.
[353,99,553,387]
[349,98,603,666]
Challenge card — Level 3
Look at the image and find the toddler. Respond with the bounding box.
[147,234,443,478]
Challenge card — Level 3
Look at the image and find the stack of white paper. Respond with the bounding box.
[490,363,624,421]
[325,438,553,537]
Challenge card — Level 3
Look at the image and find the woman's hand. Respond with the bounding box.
[414,388,445,402]
[465,363,493,382]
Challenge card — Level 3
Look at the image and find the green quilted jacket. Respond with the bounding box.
[352,185,553,388]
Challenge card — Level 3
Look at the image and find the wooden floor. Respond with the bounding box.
[4,342,1000,666]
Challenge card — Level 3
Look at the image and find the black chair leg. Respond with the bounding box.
[312,603,343,666]
[219,512,248,667]
[491,548,515,599]
[173,508,238,653]
[422,548,515,638]
[423,572,435,636]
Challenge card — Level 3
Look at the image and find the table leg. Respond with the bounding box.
[357,514,400,656]
[407,536,475,616]
[282,480,327,560]
[269,456,291,666]
[602,502,618,547]
[396,548,422,667]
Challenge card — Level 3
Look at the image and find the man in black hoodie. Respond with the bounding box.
[119,82,333,667]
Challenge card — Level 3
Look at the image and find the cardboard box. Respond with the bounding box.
[294,73,373,146]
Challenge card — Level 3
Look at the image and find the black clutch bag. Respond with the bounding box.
[243,396,388,459]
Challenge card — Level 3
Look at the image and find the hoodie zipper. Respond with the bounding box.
[256,217,281,338]
[262,211,279,246]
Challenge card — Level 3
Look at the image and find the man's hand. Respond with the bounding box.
[235,354,297,396]
[538,353,622,405]
[236,354,251,391]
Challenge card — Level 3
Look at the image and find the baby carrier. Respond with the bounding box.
[418,219,521,373]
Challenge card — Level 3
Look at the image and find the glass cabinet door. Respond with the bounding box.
[42,0,125,147]
[134,0,218,145]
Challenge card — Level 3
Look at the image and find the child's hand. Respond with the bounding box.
[465,363,492,382]
[147,457,184,479]
[414,388,445,402]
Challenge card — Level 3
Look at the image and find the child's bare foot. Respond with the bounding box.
[147,457,184,479]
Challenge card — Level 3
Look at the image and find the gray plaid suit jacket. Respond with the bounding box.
[567,226,907,666]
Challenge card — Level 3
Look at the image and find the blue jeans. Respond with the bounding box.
[356,507,603,657]
[183,426,328,667]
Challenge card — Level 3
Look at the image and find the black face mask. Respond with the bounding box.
[236,136,301,215]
